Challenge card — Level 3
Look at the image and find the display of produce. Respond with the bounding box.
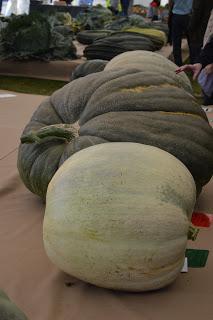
[0,12,77,60]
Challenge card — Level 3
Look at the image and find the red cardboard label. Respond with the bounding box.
[192,212,213,228]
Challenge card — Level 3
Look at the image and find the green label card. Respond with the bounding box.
[185,249,209,268]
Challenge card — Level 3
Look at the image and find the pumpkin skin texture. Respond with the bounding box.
[83,34,156,60]
[76,30,113,45]
[18,66,213,199]
[105,50,192,93]
[43,142,196,292]
[80,111,213,193]
[121,28,167,50]
[70,59,108,81]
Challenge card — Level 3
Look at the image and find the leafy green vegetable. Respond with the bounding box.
[75,5,113,30]
[0,12,77,60]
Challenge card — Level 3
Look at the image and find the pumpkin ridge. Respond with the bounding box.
[143,255,184,276]
[83,68,141,103]
[29,143,66,198]
[36,98,65,125]
[51,69,140,124]
[159,111,206,121]
[79,111,213,189]
[121,83,179,93]
[80,96,196,126]
[79,81,204,125]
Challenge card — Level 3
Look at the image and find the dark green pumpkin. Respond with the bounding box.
[18,65,213,199]
[83,34,155,60]
[70,59,108,81]
[76,30,113,45]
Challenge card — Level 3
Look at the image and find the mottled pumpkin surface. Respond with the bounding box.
[105,50,192,93]
[43,143,196,291]
[18,57,213,199]
[83,34,156,60]
[70,59,108,81]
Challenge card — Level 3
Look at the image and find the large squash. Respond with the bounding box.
[76,30,113,45]
[70,59,108,81]
[83,34,156,60]
[43,142,196,292]
[105,50,192,93]
[122,28,167,50]
[17,56,213,199]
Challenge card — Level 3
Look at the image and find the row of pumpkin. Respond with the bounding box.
[0,7,168,60]
[77,27,167,60]
[18,50,213,291]
[75,7,168,60]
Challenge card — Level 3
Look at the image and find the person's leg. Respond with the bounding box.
[172,14,184,66]
[120,0,129,16]
[167,12,173,45]
[185,16,202,64]
[152,15,159,21]
[188,41,202,64]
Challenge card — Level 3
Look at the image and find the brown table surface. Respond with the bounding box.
[0,91,213,320]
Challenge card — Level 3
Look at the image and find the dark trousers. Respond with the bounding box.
[0,0,2,13]
[120,0,130,16]
[152,15,159,21]
[172,13,191,66]
[189,42,202,64]
[203,93,213,106]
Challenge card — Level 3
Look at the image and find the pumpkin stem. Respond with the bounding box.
[21,124,78,144]
[188,224,199,241]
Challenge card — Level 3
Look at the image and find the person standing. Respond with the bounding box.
[170,0,193,66]
[188,0,213,63]
[120,0,130,16]
[147,1,161,22]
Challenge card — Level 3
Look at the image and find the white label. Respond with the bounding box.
[181,257,188,273]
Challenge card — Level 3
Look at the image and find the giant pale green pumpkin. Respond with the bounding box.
[43,142,196,291]
[17,53,213,199]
